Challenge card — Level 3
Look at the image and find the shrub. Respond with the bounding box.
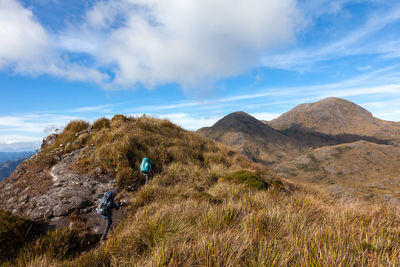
[220,170,269,190]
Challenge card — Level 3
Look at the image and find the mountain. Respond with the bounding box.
[2,114,400,266]
[197,111,303,164]
[268,97,400,140]
[197,98,400,203]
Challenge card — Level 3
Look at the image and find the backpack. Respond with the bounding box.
[96,191,114,216]
[140,158,151,173]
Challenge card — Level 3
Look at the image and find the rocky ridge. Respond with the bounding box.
[0,130,123,232]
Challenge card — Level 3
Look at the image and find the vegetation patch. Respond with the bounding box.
[192,192,222,205]
[0,210,42,263]
[220,170,269,190]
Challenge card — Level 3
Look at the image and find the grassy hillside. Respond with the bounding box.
[14,180,400,266]
[274,141,400,203]
[3,115,400,266]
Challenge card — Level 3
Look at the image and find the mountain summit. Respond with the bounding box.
[198,111,302,164]
[268,97,400,139]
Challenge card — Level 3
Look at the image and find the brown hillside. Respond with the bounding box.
[0,115,278,231]
[4,115,400,266]
[274,140,400,203]
[197,111,303,164]
[268,97,400,140]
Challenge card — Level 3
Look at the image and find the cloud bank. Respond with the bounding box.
[0,0,302,88]
[0,0,108,83]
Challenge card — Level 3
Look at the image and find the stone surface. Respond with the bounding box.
[41,134,57,150]
[0,147,123,230]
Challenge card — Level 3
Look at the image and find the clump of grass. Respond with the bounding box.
[43,119,91,156]
[191,192,222,205]
[0,210,41,263]
[92,117,110,131]
[220,170,269,190]
[17,227,98,264]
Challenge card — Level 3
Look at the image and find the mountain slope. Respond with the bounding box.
[0,115,277,229]
[2,115,400,266]
[197,100,400,205]
[268,97,400,139]
[198,111,303,164]
[274,140,400,203]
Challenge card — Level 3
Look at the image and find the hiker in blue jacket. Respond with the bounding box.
[98,191,120,241]
[140,157,153,184]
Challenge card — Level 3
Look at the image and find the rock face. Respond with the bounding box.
[0,146,121,230]
[41,134,57,150]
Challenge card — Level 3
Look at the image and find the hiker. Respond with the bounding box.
[96,191,120,240]
[140,157,153,184]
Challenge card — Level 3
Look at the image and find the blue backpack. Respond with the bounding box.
[140,158,152,173]
[96,191,114,216]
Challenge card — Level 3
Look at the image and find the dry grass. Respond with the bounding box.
[63,180,400,266]
[0,210,42,263]
[5,115,400,266]
[73,115,268,189]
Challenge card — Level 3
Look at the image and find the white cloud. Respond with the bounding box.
[0,114,79,144]
[0,140,41,152]
[0,0,48,67]
[0,0,108,83]
[263,4,400,70]
[250,112,281,121]
[81,0,303,88]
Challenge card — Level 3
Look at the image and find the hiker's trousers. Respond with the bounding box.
[102,217,112,240]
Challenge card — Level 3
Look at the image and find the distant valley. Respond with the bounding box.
[0,152,35,181]
[198,97,400,203]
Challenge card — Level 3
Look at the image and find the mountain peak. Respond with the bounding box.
[268,98,399,138]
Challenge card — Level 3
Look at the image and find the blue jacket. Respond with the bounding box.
[102,201,120,219]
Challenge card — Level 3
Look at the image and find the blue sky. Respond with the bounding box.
[1,0,400,151]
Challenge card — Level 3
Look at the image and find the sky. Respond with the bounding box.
[1,0,400,151]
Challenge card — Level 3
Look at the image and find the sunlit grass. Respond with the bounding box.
[4,115,400,266]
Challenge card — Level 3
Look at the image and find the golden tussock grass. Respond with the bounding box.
[6,115,400,266]
[65,180,400,266]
